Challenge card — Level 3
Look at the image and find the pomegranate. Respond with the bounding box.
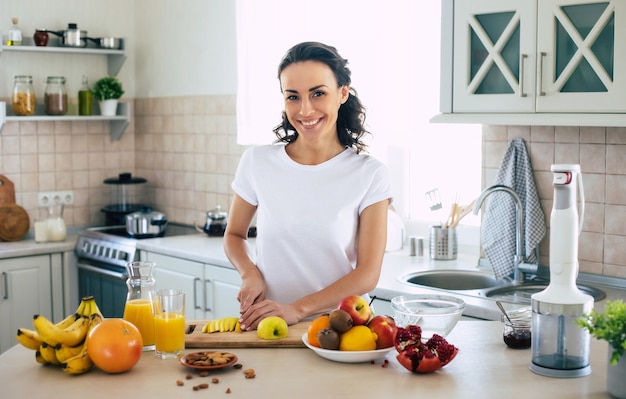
[394,325,458,373]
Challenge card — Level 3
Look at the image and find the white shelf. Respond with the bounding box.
[0,38,127,75]
[1,38,130,139]
[0,101,131,141]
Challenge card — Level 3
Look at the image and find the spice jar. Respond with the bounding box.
[44,76,68,115]
[12,75,36,116]
[501,307,532,349]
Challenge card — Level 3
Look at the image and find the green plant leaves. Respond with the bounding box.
[578,300,626,365]
[92,77,124,101]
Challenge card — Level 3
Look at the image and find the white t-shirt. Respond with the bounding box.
[231,144,392,305]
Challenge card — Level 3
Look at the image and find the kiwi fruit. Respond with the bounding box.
[329,309,353,333]
[317,328,340,350]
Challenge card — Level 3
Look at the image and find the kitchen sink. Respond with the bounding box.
[401,270,506,290]
[485,284,606,304]
[398,270,607,305]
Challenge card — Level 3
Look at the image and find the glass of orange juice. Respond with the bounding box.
[153,289,186,359]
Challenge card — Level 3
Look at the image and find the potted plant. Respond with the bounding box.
[92,76,124,116]
[578,300,626,399]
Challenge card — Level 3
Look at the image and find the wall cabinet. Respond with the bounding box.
[436,0,626,126]
[0,254,63,354]
[0,39,130,140]
[143,252,241,321]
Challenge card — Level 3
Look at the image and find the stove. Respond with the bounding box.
[75,223,199,317]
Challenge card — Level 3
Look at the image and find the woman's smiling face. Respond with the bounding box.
[280,61,349,145]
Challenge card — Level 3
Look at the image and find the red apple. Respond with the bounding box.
[367,315,398,349]
[337,295,373,326]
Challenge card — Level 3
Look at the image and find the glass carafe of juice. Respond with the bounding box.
[123,261,157,351]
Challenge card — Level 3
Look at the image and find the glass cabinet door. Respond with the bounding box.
[537,0,625,112]
[453,0,536,112]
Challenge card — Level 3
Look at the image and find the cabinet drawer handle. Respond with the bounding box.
[193,277,202,310]
[1,271,7,300]
[204,279,212,313]
[520,54,528,97]
[538,52,547,96]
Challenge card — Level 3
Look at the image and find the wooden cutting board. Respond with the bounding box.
[0,175,30,242]
[185,320,309,348]
[0,175,16,205]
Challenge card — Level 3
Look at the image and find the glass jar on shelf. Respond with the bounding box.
[12,75,36,116]
[45,76,68,115]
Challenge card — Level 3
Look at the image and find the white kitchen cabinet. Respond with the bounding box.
[0,254,59,354]
[205,265,242,319]
[0,39,130,140]
[438,0,626,125]
[143,252,241,321]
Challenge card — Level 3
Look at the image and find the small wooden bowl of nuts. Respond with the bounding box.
[179,351,238,370]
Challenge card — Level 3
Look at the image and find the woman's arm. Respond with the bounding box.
[238,198,390,329]
[223,194,266,312]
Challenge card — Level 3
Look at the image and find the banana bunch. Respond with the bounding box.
[16,296,104,375]
[201,316,242,333]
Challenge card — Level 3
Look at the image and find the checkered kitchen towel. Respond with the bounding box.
[481,138,546,279]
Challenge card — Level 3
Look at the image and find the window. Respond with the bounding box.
[236,0,481,225]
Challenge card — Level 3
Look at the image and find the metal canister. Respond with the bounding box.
[12,75,35,116]
[44,76,68,115]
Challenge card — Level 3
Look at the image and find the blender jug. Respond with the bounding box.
[530,164,594,378]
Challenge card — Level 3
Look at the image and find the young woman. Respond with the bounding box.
[224,42,392,330]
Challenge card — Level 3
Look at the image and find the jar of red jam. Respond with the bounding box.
[501,307,531,349]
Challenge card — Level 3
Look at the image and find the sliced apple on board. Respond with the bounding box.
[201,317,242,333]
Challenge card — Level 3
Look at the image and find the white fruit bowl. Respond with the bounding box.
[391,294,465,338]
[301,333,395,363]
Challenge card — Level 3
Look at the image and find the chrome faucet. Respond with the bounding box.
[473,185,533,284]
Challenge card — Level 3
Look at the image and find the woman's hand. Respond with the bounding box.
[237,272,266,315]
[238,300,300,331]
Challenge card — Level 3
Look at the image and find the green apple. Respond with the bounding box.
[257,316,289,340]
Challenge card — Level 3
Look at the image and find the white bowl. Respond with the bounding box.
[301,333,395,363]
[391,294,465,338]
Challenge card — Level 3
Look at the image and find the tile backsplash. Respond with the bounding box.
[2,103,624,279]
[482,125,626,279]
[0,95,247,229]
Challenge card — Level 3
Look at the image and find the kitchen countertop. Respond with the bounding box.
[2,231,626,320]
[0,320,614,398]
[0,234,77,257]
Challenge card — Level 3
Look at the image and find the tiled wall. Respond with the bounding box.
[0,106,137,228]
[0,94,246,229]
[133,95,247,226]
[482,125,626,279]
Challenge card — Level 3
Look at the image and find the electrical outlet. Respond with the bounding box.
[38,191,74,206]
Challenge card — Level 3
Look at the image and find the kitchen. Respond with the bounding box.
[1,0,626,397]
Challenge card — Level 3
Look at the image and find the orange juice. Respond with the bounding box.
[154,312,185,354]
[123,299,156,347]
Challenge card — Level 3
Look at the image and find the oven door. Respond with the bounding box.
[77,261,127,318]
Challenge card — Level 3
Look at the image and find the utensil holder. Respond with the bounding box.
[430,226,457,260]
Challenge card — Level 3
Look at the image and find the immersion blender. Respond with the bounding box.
[530,164,594,378]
